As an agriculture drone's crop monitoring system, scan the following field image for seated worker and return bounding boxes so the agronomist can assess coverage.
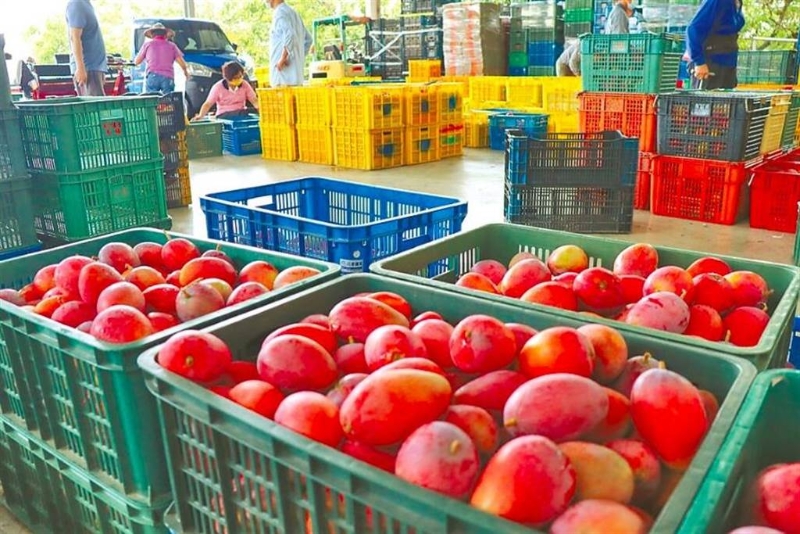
[686,0,745,89]
[135,23,189,94]
[557,3,631,77]
[192,61,259,120]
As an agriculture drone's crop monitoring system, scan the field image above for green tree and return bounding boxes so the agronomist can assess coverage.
[740,0,799,49]
[24,16,69,64]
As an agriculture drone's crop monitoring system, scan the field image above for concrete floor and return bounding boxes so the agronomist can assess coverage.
[0,147,795,534]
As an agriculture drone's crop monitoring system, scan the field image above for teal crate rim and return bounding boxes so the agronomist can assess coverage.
[0,228,340,366]
[16,95,160,110]
[370,223,800,369]
[137,273,757,534]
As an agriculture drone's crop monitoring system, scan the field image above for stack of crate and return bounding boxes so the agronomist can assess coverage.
[367,18,405,79]
[437,82,465,158]
[564,0,593,38]
[156,92,192,208]
[16,96,170,243]
[257,88,297,161]
[0,36,39,259]
[294,86,333,165]
[578,33,682,211]
[508,1,565,76]
[402,13,444,70]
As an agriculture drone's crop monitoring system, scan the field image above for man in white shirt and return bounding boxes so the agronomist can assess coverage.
[605,0,633,34]
[266,0,313,87]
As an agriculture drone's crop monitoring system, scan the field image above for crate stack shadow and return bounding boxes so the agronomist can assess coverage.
[156,92,192,208]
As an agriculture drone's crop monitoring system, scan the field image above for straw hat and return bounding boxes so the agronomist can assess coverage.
[144,23,175,39]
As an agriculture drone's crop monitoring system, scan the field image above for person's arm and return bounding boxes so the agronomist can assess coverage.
[173,43,188,77]
[569,44,582,76]
[303,24,313,56]
[273,11,294,70]
[686,0,720,68]
[244,81,258,109]
[66,3,89,84]
[193,84,219,120]
[134,41,148,67]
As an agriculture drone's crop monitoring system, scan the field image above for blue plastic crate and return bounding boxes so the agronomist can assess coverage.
[789,316,800,367]
[488,113,549,151]
[200,177,468,273]
[508,66,528,76]
[218,115,262,156]
[527,42,565,67]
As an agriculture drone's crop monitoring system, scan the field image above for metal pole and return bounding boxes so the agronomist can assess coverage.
[184,0,196,17]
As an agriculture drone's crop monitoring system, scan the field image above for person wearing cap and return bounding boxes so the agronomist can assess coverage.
[66,0,107,96]
[134,23,189,95]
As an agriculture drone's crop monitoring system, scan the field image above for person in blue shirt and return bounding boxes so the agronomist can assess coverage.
[65,0,107,96]
[686,0,745,89]
[266,0,312,87]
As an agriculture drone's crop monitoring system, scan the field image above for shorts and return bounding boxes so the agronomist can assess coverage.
[74,70,106,97]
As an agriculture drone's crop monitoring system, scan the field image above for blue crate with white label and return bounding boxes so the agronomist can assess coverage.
[218,115,262,156]
[489,113,549,151]
[527,41,565,67]
[200,176,468,273]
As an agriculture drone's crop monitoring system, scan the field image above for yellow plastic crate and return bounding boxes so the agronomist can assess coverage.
[333,128,404,170]
[293,86,332,126]
[257,88,296,124]
[541,77,582,113]
[465,120,489,148]
[437,82,464,124]
[405,85,440,125]
[760,92,792,155]
[469,77,508,104]
[439,76,470,98]
[297,126,333,165]
[405,125,440,165]
[439,123,464,158]
[547,111,581,133]
[737,83,800,91]
[505,78,544,108]
[164,165,192,208]
[255,66,269,87]
[260,125,298,161]
[408,59,442,79]
[333,86,405,129]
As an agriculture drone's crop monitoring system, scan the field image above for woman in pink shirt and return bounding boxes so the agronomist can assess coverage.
[134,23,188,94]
[192,62,259,120]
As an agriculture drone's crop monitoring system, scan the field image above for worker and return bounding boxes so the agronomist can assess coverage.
[266,0,313,87]
[18,58,39,99]
[605,0,633,34]
[192,61,259,121]
[686,0,745,89]
[65,0,108,96]
[134,23,189,95]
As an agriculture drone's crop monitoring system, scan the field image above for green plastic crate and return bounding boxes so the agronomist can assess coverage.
[581,33,683,93]
[680,369,800,532]
[0,228,339,504]
[0,109,26,181]
[0,177,38,256]
[737,50,797,85]
[781,90,800,149]
[527,65,556,76]
[137,274,755,534]
[564,7,594,22]
[31,158,170,242]
[186,120,223,159]
[370,223,800,370]
[16,96,161,174]
[509,51,529,68]
[0,416,170,534]
[564,22,593,38]
[565,0,594,9]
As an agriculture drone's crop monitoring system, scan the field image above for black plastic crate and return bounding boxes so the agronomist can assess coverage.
[504,182,634,234]
[656,92,772,162]
[401,0,450,13]
[505,130,638,188]
[159,132,188,171]
[154,92,186,139]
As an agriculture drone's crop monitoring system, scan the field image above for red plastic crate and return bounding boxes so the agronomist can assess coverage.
[636,151,655,210]
[578,92,657,152]
[750,157,800,232]
[652,155,751,225]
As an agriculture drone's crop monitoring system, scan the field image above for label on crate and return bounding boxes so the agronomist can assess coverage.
[690,103,712,118]
[340,258,364,274]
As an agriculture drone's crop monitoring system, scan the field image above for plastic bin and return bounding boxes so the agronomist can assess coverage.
[488,113,548,150]
[527,41,564,67]
[137,274,756,534]
[154,92,186,139]
[505,130,638,187]
[0,109,26,181]
[680,369,800,532]
[0,228,339,502]
[781,90,800,149]
[256,87,296,124]
[439,123,464,158]
[408,59,442,79]
[0,416,171,534]
[332,86,405,129]
[636,151,655,210]
[261,124,298,162]
[581,33,683,93]
[219,115,262,156]
[0,178,38,256]
[542,78,583,113]
[505,78,544,107]
[578,92,658,152]
[17,96,161,173]
[158,131,188,171]
[436,82,463,124]
[790,316,800,365]
[749,154,800,232]
[163,166,192,209]
[656,91,771,162]
[565,22,593,38]
[186,120,222,159]
[30,159,170,242]
[200,176,467,273]
[333,128,404,170]
[405,85,440,125]
[564,7,594,22]
[651,155,751,226]
[0,242,42,262]
[371,223,800,370]
[297,125,333,165]
[405,125,440,164]
[469,77,507,103]
[293,86,332,126]
[759,92,791,154]
[464,112,491,148]
[737,50,798,84]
